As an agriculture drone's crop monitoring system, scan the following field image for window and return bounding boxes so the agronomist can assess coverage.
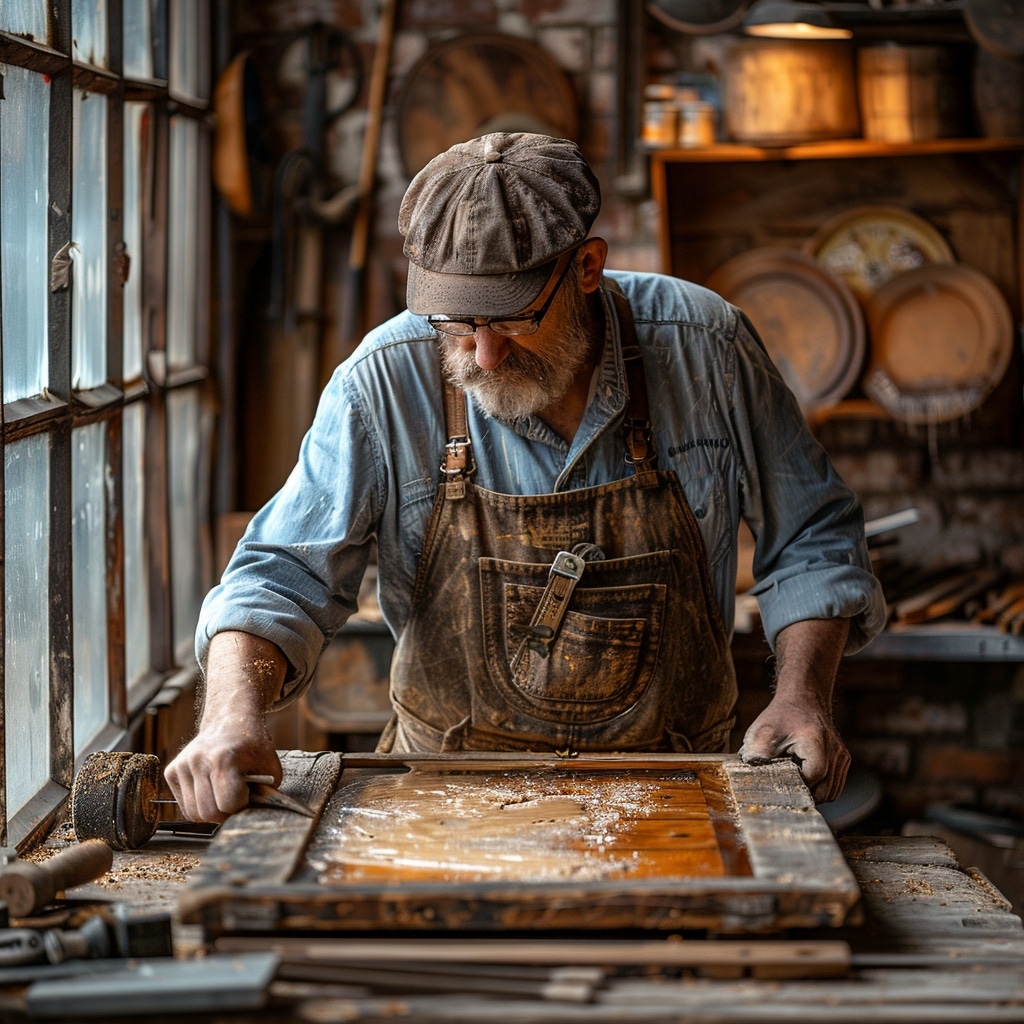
[0,3,212,847]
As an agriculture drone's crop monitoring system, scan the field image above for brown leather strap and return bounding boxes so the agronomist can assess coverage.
[441,379,474,499]
[611,291,658,486]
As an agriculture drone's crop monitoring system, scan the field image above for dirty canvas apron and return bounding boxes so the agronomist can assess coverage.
[381,295,736,754]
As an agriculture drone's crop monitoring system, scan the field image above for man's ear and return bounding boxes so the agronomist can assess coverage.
[577,237,609,293]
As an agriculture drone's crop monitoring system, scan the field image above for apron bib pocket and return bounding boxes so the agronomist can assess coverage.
[480,553,671,723]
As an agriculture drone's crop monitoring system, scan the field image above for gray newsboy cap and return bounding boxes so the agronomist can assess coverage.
[399,133,601,317]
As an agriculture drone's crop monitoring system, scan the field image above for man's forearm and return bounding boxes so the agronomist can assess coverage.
[200,630,288,726]
[772,616,850,708]
[739,616,852,802]
[166,631,288,822]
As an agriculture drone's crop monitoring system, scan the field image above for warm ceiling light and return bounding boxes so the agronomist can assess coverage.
[743,1,852,39]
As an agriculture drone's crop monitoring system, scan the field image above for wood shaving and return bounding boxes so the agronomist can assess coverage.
[904,879,935,896]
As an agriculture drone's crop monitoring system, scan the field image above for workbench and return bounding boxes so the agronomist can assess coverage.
[5,753,1024,1023]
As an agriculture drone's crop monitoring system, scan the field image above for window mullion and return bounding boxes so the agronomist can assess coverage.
[106,415,127,730]
[48,68,73,403]
[49,421,73,797]
[105,33,127,725]
[47,54,74,808]
[145,104,174,674]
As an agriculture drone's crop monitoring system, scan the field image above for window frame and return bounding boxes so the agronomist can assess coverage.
[0,0,212,848]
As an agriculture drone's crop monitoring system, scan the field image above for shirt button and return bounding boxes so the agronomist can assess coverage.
[693,507,707,519]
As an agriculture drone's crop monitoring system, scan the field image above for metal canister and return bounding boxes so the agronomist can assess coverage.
[678,101,715,148]
[642,100,678,148]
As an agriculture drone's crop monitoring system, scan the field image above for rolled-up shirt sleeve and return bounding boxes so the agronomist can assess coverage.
[195,366,384,705]
[728,310,886,655]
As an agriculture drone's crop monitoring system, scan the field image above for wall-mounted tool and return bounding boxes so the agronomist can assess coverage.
[71,751,314,852]
[0,840,113,918]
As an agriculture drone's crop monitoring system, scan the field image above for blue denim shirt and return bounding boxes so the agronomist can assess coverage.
[198,271,886,705]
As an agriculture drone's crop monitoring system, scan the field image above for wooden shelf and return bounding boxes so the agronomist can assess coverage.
[649,136,1024,164]
[732,621,1024,663]
[651,139,1024,314]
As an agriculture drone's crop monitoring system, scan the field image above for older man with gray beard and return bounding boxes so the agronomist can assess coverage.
[167,133,885,824]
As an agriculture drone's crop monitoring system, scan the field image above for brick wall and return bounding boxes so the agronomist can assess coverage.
[732,643,1024,831]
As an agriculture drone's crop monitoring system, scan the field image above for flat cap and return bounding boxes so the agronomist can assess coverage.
[399,132,601,317]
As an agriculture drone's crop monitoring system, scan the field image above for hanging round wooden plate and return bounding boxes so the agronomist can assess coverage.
[804,205,955,306]
[706,248,866,411]
[647,0,754,34]
[862,262,1013,424]
[964,0,1024,60]
[394,32,579,180]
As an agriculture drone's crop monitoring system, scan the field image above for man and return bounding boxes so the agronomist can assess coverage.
[167,133,885,823]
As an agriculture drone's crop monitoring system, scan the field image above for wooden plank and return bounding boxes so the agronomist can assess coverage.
[215,936,852,978]
[265,987,1024,1023]
[177,753,860,936]
[177,750,341,925]
[727,760,861,916]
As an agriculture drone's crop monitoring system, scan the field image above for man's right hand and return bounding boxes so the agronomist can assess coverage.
[165,720,281,823]
[164,631,288,823]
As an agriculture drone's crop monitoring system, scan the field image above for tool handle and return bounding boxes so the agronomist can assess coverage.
[0,839,113,917]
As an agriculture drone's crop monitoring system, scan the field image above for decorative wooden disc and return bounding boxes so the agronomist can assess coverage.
[804,205,955,306]
[965,0,1024,60]
[862,262,1014,424]
[706,247,866,411]
[394,32,579,179]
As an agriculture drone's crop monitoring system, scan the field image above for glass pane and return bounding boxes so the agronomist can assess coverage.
[123,0,154,80]
[1,65,50,403]
[167,115,199,369]
[169,0,206,103]
[168,387,203,655]
[123,103,149,382]
[72,89,109,391]
[5,435,51,815]
[72,423,109,752]
[72,0,108,68]
[123,401,151,690]
[0,1,47,42]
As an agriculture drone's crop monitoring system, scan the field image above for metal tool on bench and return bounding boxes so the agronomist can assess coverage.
[44,904,173,964]
[0,840,114,918]
[0,905,174,971]
[71,751,314,852]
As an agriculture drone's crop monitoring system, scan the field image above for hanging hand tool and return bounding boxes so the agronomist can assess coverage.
[253,24,364,503]
[341,0,398,351]
[71,752,315,852]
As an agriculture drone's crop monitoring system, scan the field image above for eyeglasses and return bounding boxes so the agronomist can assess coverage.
[427,248,577,337]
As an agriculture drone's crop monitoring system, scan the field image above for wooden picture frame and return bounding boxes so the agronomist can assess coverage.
[178,752,860,937]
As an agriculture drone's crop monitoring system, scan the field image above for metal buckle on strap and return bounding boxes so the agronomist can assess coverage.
[623,417,658,488]
[623,417,655,467]
[441,436,475,499]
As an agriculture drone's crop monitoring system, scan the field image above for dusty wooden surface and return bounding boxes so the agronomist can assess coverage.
[174,752,860,935]
[4,755,1023,1022]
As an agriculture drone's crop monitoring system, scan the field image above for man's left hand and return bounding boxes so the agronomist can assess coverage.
[737,616,852,804]
[738,695,850,803]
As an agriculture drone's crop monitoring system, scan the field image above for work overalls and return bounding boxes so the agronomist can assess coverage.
[379,293,737,755]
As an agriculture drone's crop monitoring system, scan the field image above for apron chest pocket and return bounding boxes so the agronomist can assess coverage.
[479,553,672,723]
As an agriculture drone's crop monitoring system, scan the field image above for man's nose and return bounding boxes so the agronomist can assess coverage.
[465,326,511,370]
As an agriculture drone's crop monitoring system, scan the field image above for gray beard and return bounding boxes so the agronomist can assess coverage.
[437,296,594,422]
